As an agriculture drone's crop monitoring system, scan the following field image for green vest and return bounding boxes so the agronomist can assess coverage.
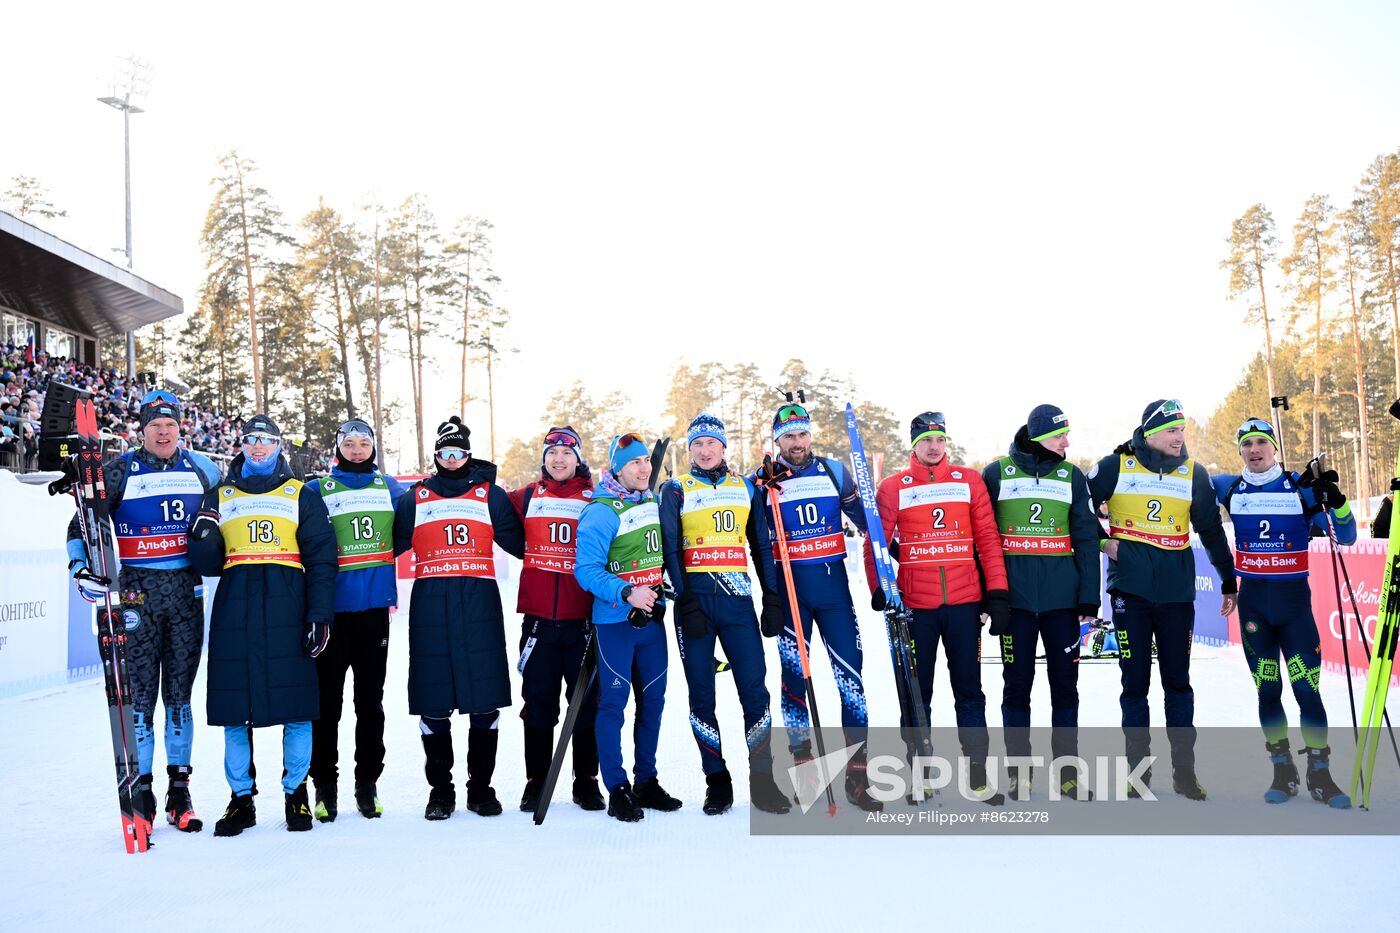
[320,475,395,570]
[604,498,664,587]
[992,457,1074,556]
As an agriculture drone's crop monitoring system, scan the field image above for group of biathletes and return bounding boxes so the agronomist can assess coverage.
[64,389,1362,838]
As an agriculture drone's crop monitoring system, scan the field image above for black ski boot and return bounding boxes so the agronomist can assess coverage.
[425,786,456,821]
[135,773,157,829]
[572,776,607,811]
[702,769,734,815]
[608,783,644,822]
[1126,767,1152,799]
[750,769,792,814]
[1172,766,1207,801]
[213,792,256,837]
[354,781,382,818]
[968,760,1006,806]
[466,726,503,816]
[634,776,683,811]
[1264,740,1300,804]
[1007,765,1033,802]
[314,782,337,823]
[285,782,313,832]
[1057,765,1094,802]
[1304,747,1352,809]
[165,765,203,832]
[845,752,884,812]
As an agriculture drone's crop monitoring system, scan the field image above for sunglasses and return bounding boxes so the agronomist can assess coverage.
[436,447,469,462]
[776,404,809,422]
[544,430,581,448]
[240,433,279,446]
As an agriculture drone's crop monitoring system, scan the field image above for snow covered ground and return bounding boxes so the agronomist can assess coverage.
[3,553,1394,933]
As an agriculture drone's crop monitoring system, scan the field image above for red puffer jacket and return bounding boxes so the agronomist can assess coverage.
[508,473,594,621]
[863,453,1008,609]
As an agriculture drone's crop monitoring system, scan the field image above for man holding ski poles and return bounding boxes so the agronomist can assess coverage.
[508,426,606,814]
[864,411,1009,805]
[660,413,791,815]
[65,389,222,833]
[1089,399,1236,801]
[982,404,1100,800]
[755,401,880,811]
[1212,417,1352,808]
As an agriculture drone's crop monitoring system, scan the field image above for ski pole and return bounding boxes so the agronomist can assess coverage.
[1270,395,1291,466]
[763,472,837,816]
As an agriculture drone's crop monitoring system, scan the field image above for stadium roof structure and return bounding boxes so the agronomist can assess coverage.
[0,210,183,338]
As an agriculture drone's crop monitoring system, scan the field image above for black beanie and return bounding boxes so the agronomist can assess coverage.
[434,416,470,453]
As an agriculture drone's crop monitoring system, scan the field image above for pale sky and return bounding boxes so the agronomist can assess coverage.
[4,1,1398,467]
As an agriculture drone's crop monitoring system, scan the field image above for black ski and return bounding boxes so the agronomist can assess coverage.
[534,627,597,825]
[50,398,151,853]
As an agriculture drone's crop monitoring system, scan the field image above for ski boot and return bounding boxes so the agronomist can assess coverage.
[314,782,337,823]
[165,765,203,832]
[134,773,158,830]
[967,760,1006,806]
[608,783,644,822]
[1304,747,1351,809]
[572,776,607,811]
[1172,766,1207,801]
[845,753,884,812]
[1007,765,1033,802]
[285,782,313,832]
[424,786,456,821]
[1263,740,1300,804]
[790,746,823,809]
[1057,765,1093,802]
[702,769,734,816]
[634,776,683,811]
[749,770,792,815]
[355,781,382,818]
[1126,767,1152,799]
[213,793,256,837]
[519,779,542,813]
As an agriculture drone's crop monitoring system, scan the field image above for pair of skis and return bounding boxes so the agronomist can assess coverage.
[49,398,151,853]
[534,437,672,824]
[1351,400,1400,809]
[845,404,935,766]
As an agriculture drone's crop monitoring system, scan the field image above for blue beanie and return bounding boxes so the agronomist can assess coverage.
[687,412,727,448]
[1141,399,1186,437]
[1027,404,1069,442]
[772,403,811,441]
[609,433,651,474]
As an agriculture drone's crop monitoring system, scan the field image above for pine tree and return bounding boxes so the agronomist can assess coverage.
[1357,150,1400,393]
[1222,204,1281,401]
[3,175,67,219]
[1281,194,1338,454]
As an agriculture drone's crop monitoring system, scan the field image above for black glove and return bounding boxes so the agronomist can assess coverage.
[651,597,667,624]
[1299,463,1346,510]
[190,509,221,542]
[678,590,707,638]
[304,620,331,658]
[870,588,887,612]
[1374,498,1392,540]
[760,589,784,638]
[982,589,1011,637]
[888,539,901,562]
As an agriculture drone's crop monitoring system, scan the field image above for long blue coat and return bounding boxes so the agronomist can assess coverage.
[190,455,338,727]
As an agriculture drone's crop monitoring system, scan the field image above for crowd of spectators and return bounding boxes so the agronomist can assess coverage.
[1,342,329,473]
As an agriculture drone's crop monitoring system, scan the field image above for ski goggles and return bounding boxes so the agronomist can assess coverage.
[544,429,582,449]
[240,433,280,447]
[1236,417,1278,448]
[617,432,646,447]
[436,447,469,462]
[140,389,179,407]
[1142,399,1186,436]
[911,411,948,445]
[337,418,374,440]
[773,404,812,440]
